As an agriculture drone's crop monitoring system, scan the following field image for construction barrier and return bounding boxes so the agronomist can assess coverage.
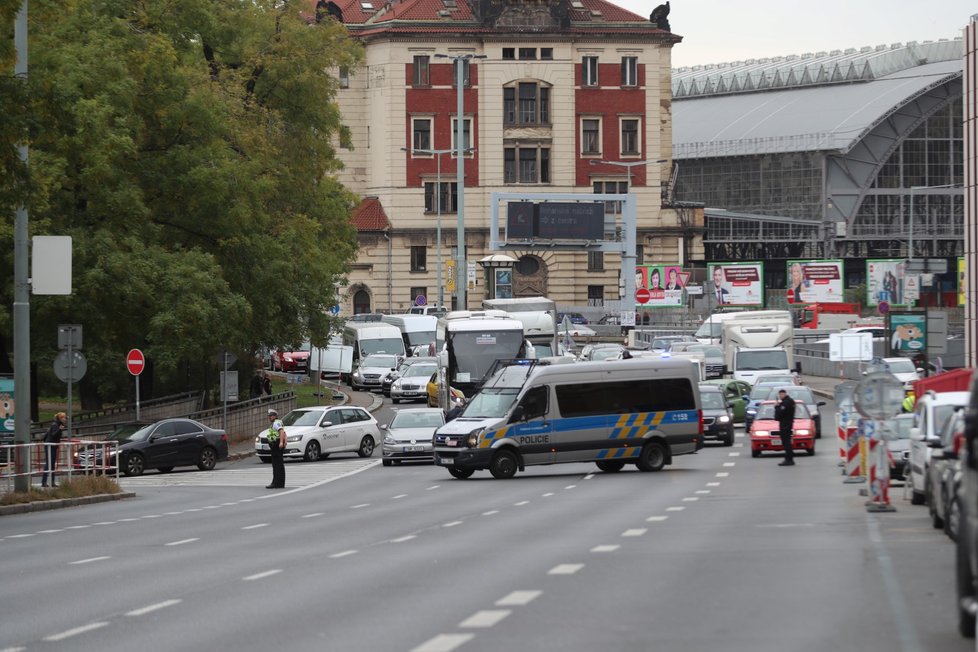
[844,419,867,483]
[866,421,896,512]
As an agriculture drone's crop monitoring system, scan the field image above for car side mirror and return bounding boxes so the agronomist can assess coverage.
[380,424,388,431]
[910,426,923,441]
[817,401,826,407]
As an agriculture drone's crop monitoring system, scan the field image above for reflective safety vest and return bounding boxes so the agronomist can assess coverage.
[268,423,281,441]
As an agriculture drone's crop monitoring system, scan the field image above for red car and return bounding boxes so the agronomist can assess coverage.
[749,400,816,458]
[272,343,310,373]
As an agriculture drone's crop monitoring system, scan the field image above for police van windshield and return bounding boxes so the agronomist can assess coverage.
[462,388,520,419]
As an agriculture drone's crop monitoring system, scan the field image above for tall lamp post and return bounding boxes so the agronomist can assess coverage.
[435,52,486,310]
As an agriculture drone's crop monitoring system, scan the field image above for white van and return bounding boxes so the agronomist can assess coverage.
[433,358,703,479]
[381,314,437,354]
[908,390,971,505]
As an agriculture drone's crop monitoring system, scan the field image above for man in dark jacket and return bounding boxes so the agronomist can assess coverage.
[774,389,796,466]
[42,412,67,487]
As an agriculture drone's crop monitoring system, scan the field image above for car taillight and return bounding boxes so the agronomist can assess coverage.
[953,432,965,457]
[220,434,228,442]
[697,409,704,435]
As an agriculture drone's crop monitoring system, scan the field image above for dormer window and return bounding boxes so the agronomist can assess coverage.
[360,0,373,9]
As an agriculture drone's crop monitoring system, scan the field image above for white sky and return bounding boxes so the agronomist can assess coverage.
[612,0,975,68]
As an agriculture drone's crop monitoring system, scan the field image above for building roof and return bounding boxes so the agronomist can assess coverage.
[672,40,963,158]
[350,197,390,231]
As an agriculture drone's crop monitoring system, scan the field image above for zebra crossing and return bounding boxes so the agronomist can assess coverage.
[117,458,380,489]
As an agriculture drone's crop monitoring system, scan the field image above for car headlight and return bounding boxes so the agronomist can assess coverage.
[284,354,293,361]
[746,409,756,415]
[255,436,260,443]
[466,428,484,448]
[795,429,811,436]
[754,430,770,437]
[718,415,730,424]
[286,434,303,443]
[353,371,362,379]
[392,379,402,389]
[384,436,397,445]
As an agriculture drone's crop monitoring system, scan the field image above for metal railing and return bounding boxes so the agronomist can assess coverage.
[1,440,119,495]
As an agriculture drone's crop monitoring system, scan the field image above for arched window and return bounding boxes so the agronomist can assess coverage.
[353,289,371,314]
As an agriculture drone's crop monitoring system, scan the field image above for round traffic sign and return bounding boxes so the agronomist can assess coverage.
[415,295,427,306]
[878,301,890,315]
[635,288,651,304]
[126,348,146,376]
[853,371,904,420]
[54,350,87,383]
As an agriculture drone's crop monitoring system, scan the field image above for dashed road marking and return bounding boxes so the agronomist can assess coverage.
[393,494,408,499]
[695,490,711,494]
[482,510,499,516]
[411,633,474,652]
[426,485,440,491]
[7,534,34,539]
[69,556,110,565]
[302,513,324,519]
[243,569,282,581]
[242,523,268,530]
[565,485,577,490]
[728,452,741,457]
[37,529,63,534]
[707,482,721,487]
[392,535,417,543]
[622,529,646,537]
[646,515,668,522]
[330,550,358,558]
[722,462,736,467]
[716,472,730,477]
[548,563,585,575]
[542,492,554,497]
[592,544,620,552]
[496,590,542,606]
[165,538,199,547]
[125,599,181,616]
[514,500,529,506]
[682,497,699,502]
[666,506,685,512]
[350,503,369,509]
[65,525,90,530]
[459,610,511,628]
[43,622,109,642]
[443,521,463,528]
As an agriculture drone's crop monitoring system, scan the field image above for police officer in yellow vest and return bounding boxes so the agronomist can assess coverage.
[266,408,287,489]
[902,391,915,414]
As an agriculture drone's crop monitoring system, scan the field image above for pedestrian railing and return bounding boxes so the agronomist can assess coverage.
[0,440,120,494]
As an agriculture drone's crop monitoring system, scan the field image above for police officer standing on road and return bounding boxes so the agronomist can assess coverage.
[774,389,796,466]
[266,408,287,489]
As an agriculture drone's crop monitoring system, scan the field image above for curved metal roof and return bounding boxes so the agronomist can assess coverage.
[673,41,963,159]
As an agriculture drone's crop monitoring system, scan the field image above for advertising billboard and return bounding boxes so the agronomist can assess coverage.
[635,265,685,308]
[0,376,14,434]
[866,259,907,307]
[889,312,926,355]
[786,259,844,304]
[707,263,764,307]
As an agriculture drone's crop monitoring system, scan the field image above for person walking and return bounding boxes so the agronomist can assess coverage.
[262,372,273,397]
[41,412,67,487]
[250,370,264,399]
[265,408,286,489]
[774,389,796,466]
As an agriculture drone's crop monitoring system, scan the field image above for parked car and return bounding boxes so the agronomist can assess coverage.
[381,408,445,466]
[908,390,971,505]
[75,419,229,477]
[699,384,735,446]
[271,342,311,373]
[699,378,752,423]
[927,408,965,539]
[955,375,978,638]
[878,356,924,389]
[351,353,400,392]
[557,312,589,325]
[255,406,381,463]
[391,363,438,404]
[883,413,914,481]
[749,401,816,458]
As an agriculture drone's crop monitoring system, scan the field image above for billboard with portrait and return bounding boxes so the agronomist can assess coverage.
[635,265,685,308]
[707,263,764,307]
[0,376,14,434]
[866,259,907,307]
[888,312,926,356]
[785,260,844,304]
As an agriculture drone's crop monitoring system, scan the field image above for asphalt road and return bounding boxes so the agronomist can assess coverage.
[0,397,970,652]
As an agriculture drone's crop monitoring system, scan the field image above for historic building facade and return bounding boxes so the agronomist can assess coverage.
[320,0,701,314]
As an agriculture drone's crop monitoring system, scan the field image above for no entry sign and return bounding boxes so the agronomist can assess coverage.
[126,348,146,376]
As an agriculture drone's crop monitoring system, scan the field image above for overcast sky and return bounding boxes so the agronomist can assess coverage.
[613,0,975,68]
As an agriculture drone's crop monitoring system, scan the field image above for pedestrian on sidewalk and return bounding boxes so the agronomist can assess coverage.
[265,408,286,489]
[774,389,796,466]
[262,371,273,397]
[250,370,264,399]
[41,412,67,487]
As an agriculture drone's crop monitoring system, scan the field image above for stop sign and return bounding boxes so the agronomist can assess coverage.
[636,288,651,304]
[126,348,146,376]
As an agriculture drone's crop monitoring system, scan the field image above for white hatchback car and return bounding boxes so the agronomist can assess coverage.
[909,391,970,505]
[256,406,382,463]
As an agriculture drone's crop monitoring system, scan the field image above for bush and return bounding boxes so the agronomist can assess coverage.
[0,475,123,506]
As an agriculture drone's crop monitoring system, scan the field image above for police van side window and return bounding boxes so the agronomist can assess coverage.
[556,379,694,417]
[518,386,548,421]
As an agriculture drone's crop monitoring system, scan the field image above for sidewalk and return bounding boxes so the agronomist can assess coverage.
[227,384,385,460]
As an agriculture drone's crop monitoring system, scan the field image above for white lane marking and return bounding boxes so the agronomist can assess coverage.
[350,503,369,509]
[37,529,63,534]
[242,523,268,530]
[202,506,220,510]
[125,599,181,617]
[514,501,529,506]
[43,622,109,642]
[548,563,584,575]
[162,512,183,516]
[459,610,511,628]
[392,494,408,499]
[411,633,474,652]
[392,535,417,543]
[443,521,463,528]
[93,521,117,525]
[682,497,699,502]
[706,482,721,487]
[1,646,26,651]
[118,517,140,522]
[243,569,282,581]
[728,452,741,457]
[722,462,736,467]
[734,442,744,448]
[584,473,595,480]
[220,502,236,506]
[165,538,199,547]
[542,492,554,497]
[565,484,577,490]
[143,514,164,518]
[695,490,711,494]
[591,544,620,552]
[482,510,499,516]
[184,509,202,513]
[240,499,256,503]
[330,550,358,558]
[8,534,35,539]
[646,516,668,522]
[302,513,324,519]
[65,525,90,530]
[69,556,110,565]
[716,472,730,477]
[426,485,440,491]
[622,529,646,537]
[756,523,815,529]
[496,590,542,606]
[666,506,685,512]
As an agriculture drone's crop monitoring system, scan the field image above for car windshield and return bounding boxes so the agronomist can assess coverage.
[361,339,404,356]
[404,364,437,378]
[362,354,397,369]
[758,375,793,385]
[391,411,444,429]
[749,386,777,400]
[694,321,721,338]
[756,403,810,420]
[888,417,914,439]
[784,388,815,404]
[591,348,623,361]
[934,405,961,430]
[700,392,727,409]
[461,388,520,419]
[688,345,722,358]
[736,350,789,371]
[886,359,916,373]
[282,410,325,427]
[107,423,150,442]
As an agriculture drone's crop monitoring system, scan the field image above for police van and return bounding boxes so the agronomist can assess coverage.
[432,358,703,479]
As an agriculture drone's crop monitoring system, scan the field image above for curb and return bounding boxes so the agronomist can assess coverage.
[0,491,136,517]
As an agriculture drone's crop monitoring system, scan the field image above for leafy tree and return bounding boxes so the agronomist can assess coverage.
[0,0,362,408]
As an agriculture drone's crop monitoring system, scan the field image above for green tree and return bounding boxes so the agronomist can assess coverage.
[1,0,362,407]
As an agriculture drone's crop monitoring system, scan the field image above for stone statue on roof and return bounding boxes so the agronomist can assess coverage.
[650,1,670,31]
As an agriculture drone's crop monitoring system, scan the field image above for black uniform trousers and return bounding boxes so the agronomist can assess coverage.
[778,420,794,463]
[269,441,286,488]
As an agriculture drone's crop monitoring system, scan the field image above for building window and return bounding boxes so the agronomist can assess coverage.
[582,56,599,86]
[621,56,637,87]
[451,59,471,87]
[587,251,604,271]
[451,117,472,152]
[504,145,551,184]
[582,118,600,155]
[621,118,640,155]
[636,244,644,265]
[504,83,550,126]
[594,180,629,213]
[587,285,605,307]
[424,182,458,212]
[339,66,349,89]
[541,48,553,60]
[515,255,540,275]
[411,247,427,272]
[519,48,536,60]
[413,55,430,87]
[412,118,432,151]
[410,287,428,304]
[502,47,515,60]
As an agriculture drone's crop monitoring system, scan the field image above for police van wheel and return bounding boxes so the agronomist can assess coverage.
[448,468,474,479]
[595,460,625,473]
[489,450,519,479]
[636,442,666,472]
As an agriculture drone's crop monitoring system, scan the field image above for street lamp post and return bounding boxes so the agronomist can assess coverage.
[435,52,486,310]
